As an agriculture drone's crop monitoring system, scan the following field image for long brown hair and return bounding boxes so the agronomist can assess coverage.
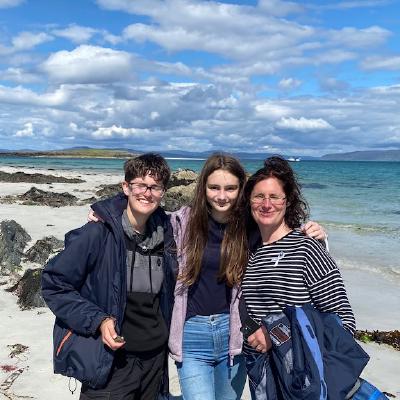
[180,153,248,287]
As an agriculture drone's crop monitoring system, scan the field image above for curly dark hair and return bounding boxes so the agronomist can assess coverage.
[244,155,309,229]
[124,153,170,187]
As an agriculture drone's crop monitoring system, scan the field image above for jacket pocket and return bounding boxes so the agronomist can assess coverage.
[56,329,73,356]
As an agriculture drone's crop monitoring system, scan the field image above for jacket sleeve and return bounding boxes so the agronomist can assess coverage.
[41,222,110,336]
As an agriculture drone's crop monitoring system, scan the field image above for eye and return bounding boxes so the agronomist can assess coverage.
[269,195,280,200]
[254,193,264,199]
[225,186,238,192]
[208,185,220,190]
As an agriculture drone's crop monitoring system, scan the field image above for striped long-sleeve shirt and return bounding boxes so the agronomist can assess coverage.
[242,229,355,353]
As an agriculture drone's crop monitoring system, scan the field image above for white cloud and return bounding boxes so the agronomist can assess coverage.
[258,0,304,16]
[1,67,41,83]
[14,122,34,137]
[0,0,24,8]
[361,56,400,71]
[327,26,391,48]
[41,45,134,83]
[92,125,149,138]
[12,31,53,51]
[0,85,70,107]
[278,77,302,90]
[276,117,334,132]
[52,25,97,44]
[312,1,391,10]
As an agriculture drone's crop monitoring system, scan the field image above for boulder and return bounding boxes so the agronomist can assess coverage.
[19,187,78,207]
[24,236,64,265]
[95,184,122,200]
[0,220,31,274]
[0,171,84,184]
[168,169,198,188]
[163,182,196,212]
[11,268,45,309]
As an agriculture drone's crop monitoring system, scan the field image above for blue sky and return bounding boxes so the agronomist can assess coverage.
[0,0,399,156]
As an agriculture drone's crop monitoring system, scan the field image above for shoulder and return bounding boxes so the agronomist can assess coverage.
[64,221,110,248]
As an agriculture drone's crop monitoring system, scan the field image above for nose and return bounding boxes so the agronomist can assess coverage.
[260,198,273,207]
[143,186,152,196]
[216,189,228,200]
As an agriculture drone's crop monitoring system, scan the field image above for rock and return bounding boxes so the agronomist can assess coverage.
[355,329,400,351]
[12,268,46,309]
[0,170,84,184]
[0,220,31,274]
[163,182,196,211]
[168,169,198,188]
[19,187,78,207]
[95,184,122,200]
[24,236,64,265]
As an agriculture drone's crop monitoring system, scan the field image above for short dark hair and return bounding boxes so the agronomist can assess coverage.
[244,155,309,229]
[124,153,171,187]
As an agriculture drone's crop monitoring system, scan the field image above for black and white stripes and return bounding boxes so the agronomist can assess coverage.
[242,230,355,335]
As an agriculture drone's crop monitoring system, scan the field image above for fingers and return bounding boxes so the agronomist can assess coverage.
[247,327,268,353]
[100,318,125,351]
[302,221,326,240]
[87,209,103,223]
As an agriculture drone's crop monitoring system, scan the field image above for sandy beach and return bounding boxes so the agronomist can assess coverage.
[0,166,399,399]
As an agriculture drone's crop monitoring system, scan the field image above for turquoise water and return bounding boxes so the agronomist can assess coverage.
[1,156,399,281]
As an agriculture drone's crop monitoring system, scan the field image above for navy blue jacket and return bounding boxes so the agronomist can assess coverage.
[247,305,370,400]
[41,193,177,392]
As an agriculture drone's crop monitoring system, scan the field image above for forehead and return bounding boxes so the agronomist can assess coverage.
[206,169,240,186]
[131,172,162,185]
[252,177,284,193]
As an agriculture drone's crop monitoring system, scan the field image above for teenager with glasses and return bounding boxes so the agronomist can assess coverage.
[87,153,326,400]
[42,153,177,400]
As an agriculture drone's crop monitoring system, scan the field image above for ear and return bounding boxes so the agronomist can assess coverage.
[122,181,130,196]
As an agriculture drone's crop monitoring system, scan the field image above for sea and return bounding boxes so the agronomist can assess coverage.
[1,155,399,284]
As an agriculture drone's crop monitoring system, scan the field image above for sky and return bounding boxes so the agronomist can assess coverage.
[0,0,400,156]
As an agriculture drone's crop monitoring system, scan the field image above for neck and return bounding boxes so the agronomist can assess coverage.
[127,206,148,234]
[259,221,291,244]
[211,209,230,224]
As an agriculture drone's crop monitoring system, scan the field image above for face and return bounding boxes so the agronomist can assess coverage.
[250,177,288,230]
[122,173,164,219]
[206,169,240,221]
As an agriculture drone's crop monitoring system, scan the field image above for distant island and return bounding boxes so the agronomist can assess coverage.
[0,148,139,159]
[321,150,400,161]
[0,148,399,161]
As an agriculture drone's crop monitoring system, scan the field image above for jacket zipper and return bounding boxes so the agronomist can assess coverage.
[56,330,73,356]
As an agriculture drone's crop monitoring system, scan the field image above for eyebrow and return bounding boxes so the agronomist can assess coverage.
[207,184,239,188]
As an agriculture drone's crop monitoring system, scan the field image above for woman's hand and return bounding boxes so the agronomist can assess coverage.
[99,318,125,351]
[88,209,103,223]
[301,221,327,241]
[247,326,272,353]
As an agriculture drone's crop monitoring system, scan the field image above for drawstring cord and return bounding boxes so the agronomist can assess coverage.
[68,377,77,394]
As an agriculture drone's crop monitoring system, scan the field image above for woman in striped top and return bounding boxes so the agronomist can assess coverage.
[240,156,355,371]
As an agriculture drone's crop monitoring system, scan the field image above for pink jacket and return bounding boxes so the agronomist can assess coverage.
[168,206,244,363]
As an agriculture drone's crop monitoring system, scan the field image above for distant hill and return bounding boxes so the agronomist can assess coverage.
[0,148,139,158]
[321,150,400,161]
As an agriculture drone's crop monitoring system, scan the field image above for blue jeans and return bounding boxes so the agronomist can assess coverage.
[176,314,246,400]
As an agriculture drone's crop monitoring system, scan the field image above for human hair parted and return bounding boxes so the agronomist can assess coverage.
[244,155,309,229]
[180,153,248,287]
[124,153,170,187]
